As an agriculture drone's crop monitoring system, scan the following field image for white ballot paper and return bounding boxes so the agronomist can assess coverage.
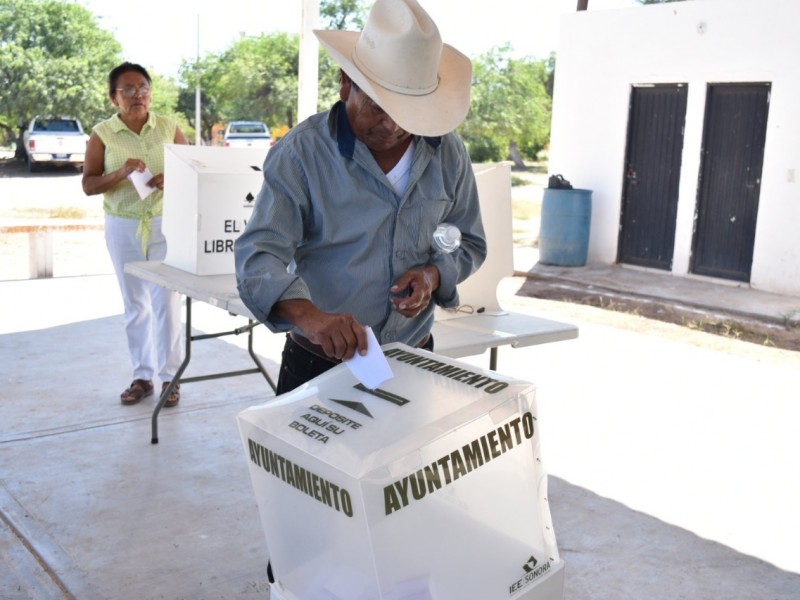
[128,168,157,200]
[344,326,394,389]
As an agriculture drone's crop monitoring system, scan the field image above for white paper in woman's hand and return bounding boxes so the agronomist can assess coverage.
[128,168,156,199]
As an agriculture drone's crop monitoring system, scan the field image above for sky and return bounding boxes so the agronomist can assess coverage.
[76,0,641,78]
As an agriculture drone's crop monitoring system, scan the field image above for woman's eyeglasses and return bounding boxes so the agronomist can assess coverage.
[116,86,151,98]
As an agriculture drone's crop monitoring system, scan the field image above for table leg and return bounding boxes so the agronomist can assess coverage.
[151,297,194,444]
[150,299,277,444]
[247,319,276,391]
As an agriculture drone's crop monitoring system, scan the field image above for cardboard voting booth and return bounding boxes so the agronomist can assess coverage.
[162,145,267,275]
[237,344,565,600]
[437,162,515,320]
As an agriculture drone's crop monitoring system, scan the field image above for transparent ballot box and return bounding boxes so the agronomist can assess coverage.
[237,343,565,599]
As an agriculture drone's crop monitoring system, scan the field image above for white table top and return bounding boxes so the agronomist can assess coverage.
[431,310,578,358]
[124,261,578,359]
[125,261,253,319]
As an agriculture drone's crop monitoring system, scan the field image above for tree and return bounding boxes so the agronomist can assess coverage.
[0,0,122,157]
[149,73,193,143]
[180,32,302,139]
[317,0,369,110]
[458,46,553,165]
[317,50,343,112]
[176,1,365,140]
[320,0,368,30]
[178,54,223,143]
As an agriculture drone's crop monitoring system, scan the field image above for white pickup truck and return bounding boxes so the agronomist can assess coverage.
[23,116,89,172]
[223,121,273,149]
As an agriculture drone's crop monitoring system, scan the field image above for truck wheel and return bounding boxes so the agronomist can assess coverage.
[27,159,38,173]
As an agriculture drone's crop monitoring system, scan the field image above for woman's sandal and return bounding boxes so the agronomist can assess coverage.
[120,379,154,405]
[162,382,180,407]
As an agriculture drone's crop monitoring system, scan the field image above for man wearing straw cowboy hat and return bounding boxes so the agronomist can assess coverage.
[235,0,487,395]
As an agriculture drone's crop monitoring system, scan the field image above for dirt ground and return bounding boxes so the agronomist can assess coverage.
[2,156,798,352]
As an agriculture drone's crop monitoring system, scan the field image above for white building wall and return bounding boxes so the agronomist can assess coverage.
[549,0,800,296]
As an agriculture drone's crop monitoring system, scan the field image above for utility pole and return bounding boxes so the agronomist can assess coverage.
[195,14,202,145]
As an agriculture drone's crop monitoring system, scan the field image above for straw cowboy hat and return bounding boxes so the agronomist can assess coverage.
[314,0,472,137]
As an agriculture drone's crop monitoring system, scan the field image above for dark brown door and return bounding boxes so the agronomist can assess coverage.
[691,83,770,282]
[618,84,687,270]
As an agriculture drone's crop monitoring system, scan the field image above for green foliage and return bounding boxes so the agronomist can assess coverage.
[171,0,365,141]
[316,0,368,111]
[181,32,302,139]
[149,74,193,141]
[0,0,122,148]
[1,0,557,159]
[320,0,368,30]
[177,59,220,142]
[149,74,181,119]
[458,46,553,163]
[182,35,554,162]
[464,136,505,164]
[178,29,348,142]
[317,50,343,111]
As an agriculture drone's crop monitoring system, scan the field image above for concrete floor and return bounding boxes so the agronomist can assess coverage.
[2,269,799,599]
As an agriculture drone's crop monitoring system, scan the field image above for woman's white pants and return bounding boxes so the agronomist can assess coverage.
[104,215,182,383]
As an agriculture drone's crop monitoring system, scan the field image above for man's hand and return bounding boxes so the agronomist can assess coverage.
[273,299,368,360]
[390,265,440,318]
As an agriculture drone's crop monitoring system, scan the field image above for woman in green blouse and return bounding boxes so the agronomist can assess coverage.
[83,62,188,407]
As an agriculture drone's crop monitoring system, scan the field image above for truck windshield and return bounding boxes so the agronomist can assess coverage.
[34,119,80,133]
[230,123,267,134]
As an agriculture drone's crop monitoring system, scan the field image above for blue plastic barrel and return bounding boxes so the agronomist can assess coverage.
[538,188,592,266]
